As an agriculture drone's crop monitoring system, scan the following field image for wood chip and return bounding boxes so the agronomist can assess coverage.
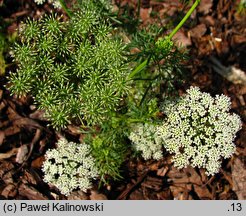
[129,189,144,200]
[231,157,246,199]
[1,184,17,198]
[16,145,29,164]
[67,125,82,135]
[157,166,169,177]
[22,170,38,185]
[0,161,14,178]
[0,101,6,111]
[193,185,213,199]
[31,156,45,169]
[209,56,246,86]
[67,190,88,200]
[0,148,18,160]
[0,130,5,146]
[18,183,48,200]
[142,176,162,191]
[90,190,108,200]
[0,89,3,99]
[3,125,21,136]
[2,171,14,184]
[29,109,47,121]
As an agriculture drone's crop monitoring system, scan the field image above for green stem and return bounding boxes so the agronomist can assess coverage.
[129,0,200,80]
[58,0,72,18]
[168,0,200,40]
[128,55,151,80]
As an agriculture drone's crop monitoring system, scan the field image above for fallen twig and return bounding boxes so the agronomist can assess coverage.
[209,56,246,85]
[116,170,149,200]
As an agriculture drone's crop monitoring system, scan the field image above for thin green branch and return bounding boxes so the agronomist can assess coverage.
[168,0,200,40]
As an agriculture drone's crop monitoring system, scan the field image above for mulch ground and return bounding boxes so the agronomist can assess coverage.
[0,0,245,200]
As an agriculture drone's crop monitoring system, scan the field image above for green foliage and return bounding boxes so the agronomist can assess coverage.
[87,119,129,183]
[238,0,246,14]
[127,24,187,121]
[0,33,6,75]
[8,5,130,129]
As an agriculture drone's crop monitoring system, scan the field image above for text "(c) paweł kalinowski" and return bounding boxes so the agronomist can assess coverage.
[20,203,104,212]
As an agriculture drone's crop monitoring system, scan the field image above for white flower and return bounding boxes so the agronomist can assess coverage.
[34,0,46,5]
[34,0,62,9]
[159,86,242,175]
[48,0,62,9]
[42,138,98,196]
[129,123,163,160]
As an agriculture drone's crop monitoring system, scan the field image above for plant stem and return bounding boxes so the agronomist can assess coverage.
[168,0,200,40]
[129,0,200,80]
[128,55,151,80]
[58,0,72,18]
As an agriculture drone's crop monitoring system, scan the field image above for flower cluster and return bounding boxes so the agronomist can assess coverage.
[157,86,242,175]
[34,0,61,9]
[129,123,163,160]
[42,138,98,196]
[8,3,129,128]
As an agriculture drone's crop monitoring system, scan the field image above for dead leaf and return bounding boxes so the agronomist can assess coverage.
[173,31,192,47]
[189,24,207,38]
[167,166,212,199]
[203,15,215,26]
[198,0,213,14]
[140,8,152,23]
